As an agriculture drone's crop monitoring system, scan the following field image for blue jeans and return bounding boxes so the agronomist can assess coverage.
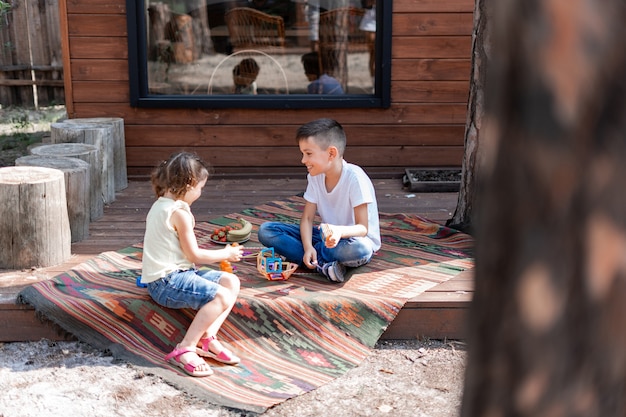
[147,268,223,310]
[257,222,373,267]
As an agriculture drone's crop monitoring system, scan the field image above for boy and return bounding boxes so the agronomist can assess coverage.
[301,52,344,95]
[257,118,380,282]
[232,58,259,95]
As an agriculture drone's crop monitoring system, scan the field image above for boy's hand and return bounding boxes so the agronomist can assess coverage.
[303,247,318,269]
[320,223,340,248]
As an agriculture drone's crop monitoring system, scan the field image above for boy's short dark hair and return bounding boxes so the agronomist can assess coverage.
[301,52,321,76]
[296,118,346,155]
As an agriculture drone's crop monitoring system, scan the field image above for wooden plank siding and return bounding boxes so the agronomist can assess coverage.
[61,0,475,177]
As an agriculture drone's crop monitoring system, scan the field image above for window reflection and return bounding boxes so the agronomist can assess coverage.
[145,0,377,96]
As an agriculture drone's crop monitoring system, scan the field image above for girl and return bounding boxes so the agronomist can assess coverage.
[140,152,243,377]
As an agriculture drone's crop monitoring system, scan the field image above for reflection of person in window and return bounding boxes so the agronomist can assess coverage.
[301,52,343,95]
[306,2,320,52]
[232,58,260,95]
[359,0,376,85]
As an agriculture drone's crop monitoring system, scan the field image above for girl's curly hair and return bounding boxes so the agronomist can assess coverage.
[150,152,211,198]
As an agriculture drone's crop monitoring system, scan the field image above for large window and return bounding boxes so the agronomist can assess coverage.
[127,0,391,108]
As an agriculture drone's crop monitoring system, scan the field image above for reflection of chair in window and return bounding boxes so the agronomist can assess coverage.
[224,7,285,53]
[348,7,369,52]
[207,50,289,95]
[318,8,352,92]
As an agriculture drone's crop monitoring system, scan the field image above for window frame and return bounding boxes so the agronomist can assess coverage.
[126,0,392,109]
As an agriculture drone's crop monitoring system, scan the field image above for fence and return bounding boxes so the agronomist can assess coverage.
[0,0,64,108]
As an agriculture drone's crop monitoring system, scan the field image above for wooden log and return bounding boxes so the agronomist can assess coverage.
[15,155,91,243]
[170,14,194,63]
[30,143,103,221]
[148,2,172,61]
[50,121,116,204]
[60,117,128,192]
[0,167,71,269]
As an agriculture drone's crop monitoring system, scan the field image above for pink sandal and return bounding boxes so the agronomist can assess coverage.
[165,345,213,377]
[196,335,240,365]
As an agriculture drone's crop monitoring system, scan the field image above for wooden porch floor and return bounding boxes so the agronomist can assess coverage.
[0,176,472,342]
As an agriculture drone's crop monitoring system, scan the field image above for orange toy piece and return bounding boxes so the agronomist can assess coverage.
[320,223,333,245]
[219,260,233,273]
[219,242,239,273]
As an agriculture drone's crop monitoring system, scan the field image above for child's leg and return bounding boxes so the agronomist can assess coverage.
[200,271,239,338]
[194,270,240,364]
[258,222,315,264]
[316,236,374,268]
[148,271,238,342]
[183,285,234,346]
[149,269,229,373]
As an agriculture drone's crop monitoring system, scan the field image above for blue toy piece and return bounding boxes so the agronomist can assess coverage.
[136,276,148,288]
[259,247,283,273]
[256,247,298,281]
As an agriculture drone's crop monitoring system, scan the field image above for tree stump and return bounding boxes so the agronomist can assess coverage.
[50,121,116,204]
[0,166,71,269]
[30,143,103,221]
[58,117,128,192]
[15,155,91,243]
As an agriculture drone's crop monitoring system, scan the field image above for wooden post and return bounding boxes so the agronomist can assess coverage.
[58,118,128,192]
[171,13,194,63]
[50,121,116,204]
[30,143,103,221]
[0,166,71,269]
[15,155,91,243]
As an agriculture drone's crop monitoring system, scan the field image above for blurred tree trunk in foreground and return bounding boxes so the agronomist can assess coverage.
[461,0,626,416]
[447,0,488,234]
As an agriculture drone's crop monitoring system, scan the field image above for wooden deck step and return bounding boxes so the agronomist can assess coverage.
[0,177,471,342]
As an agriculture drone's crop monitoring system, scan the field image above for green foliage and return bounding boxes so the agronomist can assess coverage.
[0,111,37,150]
[0,132,43,151]
[2,109,35,145]
[11,112,31,131]
[0,0,10,15]
[0,0,10,31]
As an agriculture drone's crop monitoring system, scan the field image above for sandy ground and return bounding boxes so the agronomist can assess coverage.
[0,338,466,417]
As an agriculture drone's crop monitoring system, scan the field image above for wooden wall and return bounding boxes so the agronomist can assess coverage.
[61,0,474,178]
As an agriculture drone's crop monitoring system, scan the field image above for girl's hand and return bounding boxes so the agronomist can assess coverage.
[226,243,243,262]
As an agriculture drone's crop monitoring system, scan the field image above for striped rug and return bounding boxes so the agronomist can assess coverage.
[18,196,473,413]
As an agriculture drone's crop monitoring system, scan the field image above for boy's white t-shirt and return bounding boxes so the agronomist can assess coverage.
[303,160,381,251]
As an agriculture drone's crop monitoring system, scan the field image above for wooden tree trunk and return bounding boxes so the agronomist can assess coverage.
[148,2,172,61]
[171,13,194,64]
[30,143,103,221]
[447,0,489,234]
[60,117,128,192]
[0,166,71,269]
[186,0,213,58]
[15,155,91,243]
[50,121,116,204]
[462,1,626,416]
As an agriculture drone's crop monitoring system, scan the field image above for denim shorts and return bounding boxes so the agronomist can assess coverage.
[147,268,223,310]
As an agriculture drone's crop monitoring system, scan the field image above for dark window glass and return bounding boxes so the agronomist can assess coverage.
[127,0,390,108]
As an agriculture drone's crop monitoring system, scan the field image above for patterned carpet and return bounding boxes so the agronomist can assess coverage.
[18,196,473,413]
